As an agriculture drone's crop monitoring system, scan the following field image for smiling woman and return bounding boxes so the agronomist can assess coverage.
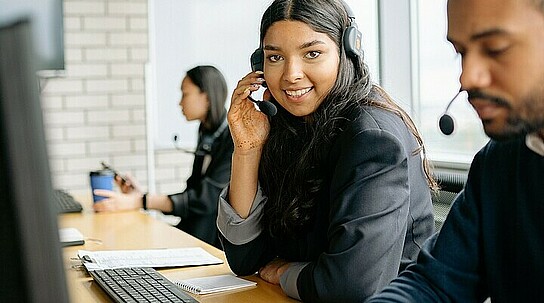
[216,0,437,302]
[262,20,340,117]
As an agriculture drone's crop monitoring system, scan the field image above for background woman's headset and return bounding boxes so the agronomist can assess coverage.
[172,119,228,156]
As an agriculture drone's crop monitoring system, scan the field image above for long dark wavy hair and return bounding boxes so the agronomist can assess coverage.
[185,65,228,130]
[258,0,437,238]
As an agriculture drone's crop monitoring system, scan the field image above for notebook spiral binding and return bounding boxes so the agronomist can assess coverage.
[174,281,201,294]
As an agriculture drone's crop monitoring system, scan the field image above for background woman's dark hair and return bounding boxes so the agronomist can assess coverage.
[186,65,228,130]
[258,0,436,238]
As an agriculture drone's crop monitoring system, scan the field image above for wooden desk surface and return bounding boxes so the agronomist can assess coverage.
[59,199,297,303]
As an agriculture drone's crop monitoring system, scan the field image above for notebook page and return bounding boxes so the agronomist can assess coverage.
[78,247,223,271]
[173,274,257,295]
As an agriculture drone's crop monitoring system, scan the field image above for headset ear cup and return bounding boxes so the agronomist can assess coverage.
[250,48,267,87]
[250,49,264,72]
[343,26,363,58]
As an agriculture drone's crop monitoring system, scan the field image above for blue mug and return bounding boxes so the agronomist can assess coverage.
[89,170,114,203]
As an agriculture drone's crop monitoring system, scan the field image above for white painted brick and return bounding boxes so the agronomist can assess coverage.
[131,109,146,122]
[43,111,85,126]
[64,17,82,31]
[66,126,110,140]
[84,16,127,31]
[44,0,153,193]
[111,93,145,107]
[40,78,84,94]
[65,94,109,109]
[65,32,107,46]
[108,2,147,15]
[86,79,129,93]
[52,173,89,190]
[44,127,65,141]
[112,124,146,138]
[65,156,108,172]
[64,48,83,62]
[48,142,86,157]
[64,1,106,15]
[66,63,108,77]
[129,78,145,91]
[128,17,147,30]
[111,154,147,168]
[85,48,128,62]
[48,158,65,173]
[87,109,131,123]
[111,63,144,77]
[129,48,148,61]
[109,32,148,46]
[133,139,147,152]
[88,140,132,154]
[40,95,63,109]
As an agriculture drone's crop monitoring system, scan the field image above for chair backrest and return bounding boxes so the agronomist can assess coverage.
[431,171,468,231]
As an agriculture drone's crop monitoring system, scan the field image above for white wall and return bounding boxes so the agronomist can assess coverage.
[149,0,271,150]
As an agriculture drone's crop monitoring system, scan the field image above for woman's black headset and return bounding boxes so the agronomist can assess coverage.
[172,119,228,156]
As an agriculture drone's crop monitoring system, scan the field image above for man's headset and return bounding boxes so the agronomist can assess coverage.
[172,119,228,156]
[249,0,363,116]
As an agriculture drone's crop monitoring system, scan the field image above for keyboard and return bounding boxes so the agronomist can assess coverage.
[89,267,199,303]
[53,189,83,213]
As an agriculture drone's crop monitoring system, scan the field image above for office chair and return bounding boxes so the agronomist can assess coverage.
[432,171,467,231]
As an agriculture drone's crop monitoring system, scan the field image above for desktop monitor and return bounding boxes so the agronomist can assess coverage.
[0,0,64,74]
[0,19,69,302]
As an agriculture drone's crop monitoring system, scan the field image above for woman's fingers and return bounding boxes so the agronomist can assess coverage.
[93,189,116,198]
[228,71,271,152]
[231,72,266,105]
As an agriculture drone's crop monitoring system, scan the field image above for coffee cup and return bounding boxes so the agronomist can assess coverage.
[89,169,114,203]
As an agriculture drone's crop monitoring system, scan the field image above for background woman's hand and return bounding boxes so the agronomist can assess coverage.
[228,71,271,154]
[92,190,143,212]
[114,173,143,194]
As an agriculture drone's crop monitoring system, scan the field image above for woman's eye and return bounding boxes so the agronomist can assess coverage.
[305,51,321,59]
[268,54,282,62]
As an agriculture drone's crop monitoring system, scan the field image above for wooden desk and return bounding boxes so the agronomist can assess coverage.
[59,204,297,303]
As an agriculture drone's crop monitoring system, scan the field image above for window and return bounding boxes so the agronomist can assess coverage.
[380,0,488,166]
[414,0,488,164]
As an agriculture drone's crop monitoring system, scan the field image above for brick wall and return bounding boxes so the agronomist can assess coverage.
[41,0,193,196]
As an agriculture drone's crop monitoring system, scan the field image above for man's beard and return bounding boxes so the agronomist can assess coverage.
[469,90,544,141]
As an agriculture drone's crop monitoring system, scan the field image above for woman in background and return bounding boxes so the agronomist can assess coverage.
[94,65,233,248]
[216,0,436,301]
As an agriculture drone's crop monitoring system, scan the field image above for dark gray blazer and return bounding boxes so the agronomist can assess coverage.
[221,105,435,302]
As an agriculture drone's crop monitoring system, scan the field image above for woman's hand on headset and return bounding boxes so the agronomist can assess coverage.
[228,71,270,154]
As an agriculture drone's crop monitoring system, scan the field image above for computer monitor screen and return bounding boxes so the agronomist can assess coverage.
[0,0,64,73]
[0,19,69,302]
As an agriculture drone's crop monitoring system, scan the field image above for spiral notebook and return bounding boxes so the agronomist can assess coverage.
[173,274,256,295]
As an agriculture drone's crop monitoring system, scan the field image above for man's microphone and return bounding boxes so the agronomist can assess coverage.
[439,90,464,135]
[248,95,277,117]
